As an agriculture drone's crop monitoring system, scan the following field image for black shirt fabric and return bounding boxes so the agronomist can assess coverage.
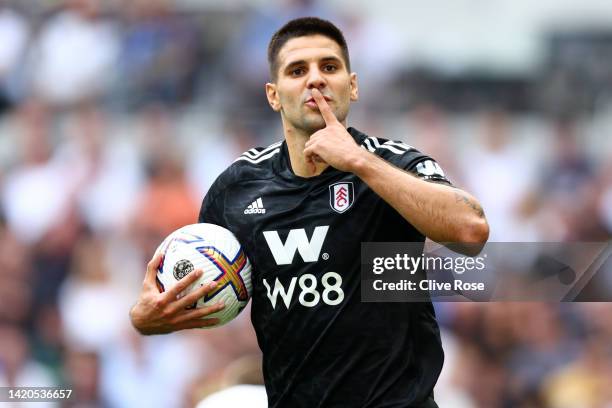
[199,127,450,408]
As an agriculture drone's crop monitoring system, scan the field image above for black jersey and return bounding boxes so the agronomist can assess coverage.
[199,127,450,408]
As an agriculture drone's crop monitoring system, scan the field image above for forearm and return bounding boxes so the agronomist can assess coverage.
[352,151,489,249]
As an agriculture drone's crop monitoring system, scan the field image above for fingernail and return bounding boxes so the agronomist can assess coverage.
[218,301,225,308]
[194,270,203,277]
[208,281,217,289]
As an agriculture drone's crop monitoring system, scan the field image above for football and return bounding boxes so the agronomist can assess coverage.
[155,223,252,328]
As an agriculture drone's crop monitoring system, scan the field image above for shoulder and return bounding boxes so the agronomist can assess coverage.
[361,134,418,156]
[353,130,450,184]
[201,140,283,215]
[358,133,426,168]
[209,140,283,193]
[233,141,283,166]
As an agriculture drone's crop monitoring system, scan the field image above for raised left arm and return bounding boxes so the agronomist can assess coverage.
[351,152,489,255]
[304,89,489,255]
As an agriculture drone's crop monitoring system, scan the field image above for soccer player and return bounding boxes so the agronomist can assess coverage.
[130,17,489,407]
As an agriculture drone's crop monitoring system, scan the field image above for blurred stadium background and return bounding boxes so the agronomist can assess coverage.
[0,0,611,407]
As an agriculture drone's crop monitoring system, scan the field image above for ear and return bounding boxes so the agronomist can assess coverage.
[266,83,281,112]
[349,72,359,102]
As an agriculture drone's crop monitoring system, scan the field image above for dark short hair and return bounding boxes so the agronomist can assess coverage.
[267,17,350,82]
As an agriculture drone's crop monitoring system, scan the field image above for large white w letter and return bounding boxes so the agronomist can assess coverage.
[263,226,329,265]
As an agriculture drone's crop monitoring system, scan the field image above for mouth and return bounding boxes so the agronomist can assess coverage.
[304,95,332,109]
[305,95,332,104]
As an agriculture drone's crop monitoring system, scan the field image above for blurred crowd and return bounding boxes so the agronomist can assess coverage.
[0,0,611,407]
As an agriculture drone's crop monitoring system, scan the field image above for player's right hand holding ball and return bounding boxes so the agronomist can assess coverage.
[129,252,225,335]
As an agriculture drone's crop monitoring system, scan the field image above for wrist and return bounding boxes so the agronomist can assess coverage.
[348,148,372,175]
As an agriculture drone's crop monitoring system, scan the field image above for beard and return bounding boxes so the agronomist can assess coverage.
[281,102,348,134]
[299,112,327,133]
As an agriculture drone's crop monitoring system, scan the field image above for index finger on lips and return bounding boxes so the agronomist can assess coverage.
[312,88,338,126]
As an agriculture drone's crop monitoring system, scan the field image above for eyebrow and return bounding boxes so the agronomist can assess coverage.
[283,56,343,72]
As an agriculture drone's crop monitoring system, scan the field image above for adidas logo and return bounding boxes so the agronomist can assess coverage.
[244,197,266,214]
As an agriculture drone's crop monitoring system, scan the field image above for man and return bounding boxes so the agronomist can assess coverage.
[130,17,489,407]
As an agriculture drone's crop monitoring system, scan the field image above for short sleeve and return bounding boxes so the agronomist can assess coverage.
[410,158,452,185]
[382,144,452,185]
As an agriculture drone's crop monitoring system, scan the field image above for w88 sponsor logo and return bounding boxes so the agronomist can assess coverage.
[261,225,344,307]
[263,272,344,308]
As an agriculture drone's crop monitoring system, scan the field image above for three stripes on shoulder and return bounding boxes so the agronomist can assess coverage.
[362,137,415,154]
[235,142,283,164]
[234,137,415,165]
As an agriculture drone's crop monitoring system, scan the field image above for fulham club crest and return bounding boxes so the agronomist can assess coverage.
[329,182,354,213]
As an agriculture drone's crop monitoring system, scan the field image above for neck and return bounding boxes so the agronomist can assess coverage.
[282,119,348,178]
[285,127,328,177]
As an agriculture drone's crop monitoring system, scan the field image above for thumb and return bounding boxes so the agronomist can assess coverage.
[144,251,164,287]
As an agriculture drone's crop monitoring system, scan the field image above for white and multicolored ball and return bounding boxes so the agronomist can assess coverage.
[155,223,252,328]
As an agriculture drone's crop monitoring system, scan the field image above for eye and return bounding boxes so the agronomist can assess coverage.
[323,64,338,72]
[290,67,305,76]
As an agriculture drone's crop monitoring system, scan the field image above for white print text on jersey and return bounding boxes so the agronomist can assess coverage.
[263,273,344,308]
[263,226,329,265]
[262,225,343,307]
[244,197,266,214]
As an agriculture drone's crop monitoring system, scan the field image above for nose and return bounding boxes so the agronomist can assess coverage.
[306,66,326,90]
